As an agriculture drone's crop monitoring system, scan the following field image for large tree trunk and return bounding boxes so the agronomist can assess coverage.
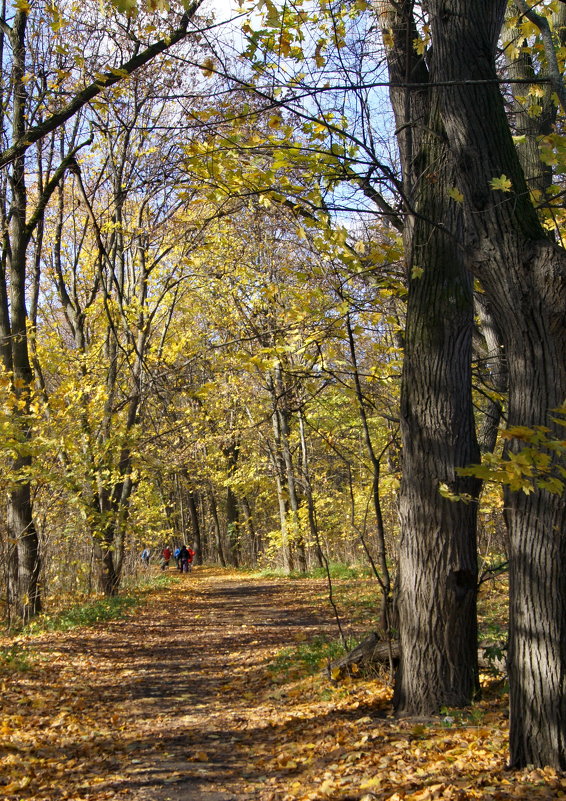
[427,0,566,768]
[380,1,481,715]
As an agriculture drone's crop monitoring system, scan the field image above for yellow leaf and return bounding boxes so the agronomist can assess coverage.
[489,174,512,192]
[447,186,464,203]
[360,776,382,789]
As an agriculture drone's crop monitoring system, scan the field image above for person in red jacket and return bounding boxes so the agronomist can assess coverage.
[161,546,171,570]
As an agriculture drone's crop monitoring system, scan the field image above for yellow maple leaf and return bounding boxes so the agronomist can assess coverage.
[489,174,512,192]
[447,186,464,203]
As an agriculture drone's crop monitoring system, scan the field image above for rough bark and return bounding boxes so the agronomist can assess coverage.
[474,294,507,454]
[380,1,481,716]
[427,0,566,769]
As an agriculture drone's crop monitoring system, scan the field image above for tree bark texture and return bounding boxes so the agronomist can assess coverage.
[427,0,566,768]
[380,1,481,715]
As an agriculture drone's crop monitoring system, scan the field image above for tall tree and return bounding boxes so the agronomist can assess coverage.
[391,0,566,769]
[378,0,481,714]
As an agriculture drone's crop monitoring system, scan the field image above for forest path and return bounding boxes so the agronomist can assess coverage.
[4,569,560,801]
[111,567,340,801]
[3,567,367,801]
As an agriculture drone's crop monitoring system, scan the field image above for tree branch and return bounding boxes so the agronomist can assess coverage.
[0,2,203,170]
[516,0,566,113]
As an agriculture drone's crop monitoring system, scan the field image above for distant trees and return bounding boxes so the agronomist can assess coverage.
[0,0,206,617]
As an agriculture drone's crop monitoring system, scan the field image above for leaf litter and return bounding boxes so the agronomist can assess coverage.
[1,567,565,801]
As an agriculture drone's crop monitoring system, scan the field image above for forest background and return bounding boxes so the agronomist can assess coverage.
[0,0,565,773]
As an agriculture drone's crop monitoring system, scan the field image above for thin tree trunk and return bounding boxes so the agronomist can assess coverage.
[4,10,41,621]
[346,312,392,624]
[269,386,293,573]
[207,489,226,567]
[187,490,203,565]
[241,496,259,564]
[274,363,306,572]
[298,410,323,569]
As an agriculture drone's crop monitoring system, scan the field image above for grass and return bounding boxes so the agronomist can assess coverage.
[21,570,176,635]
[258,562,373,580]
[268,634,350,683]
[23,594,139,633]
[0,642,32,674]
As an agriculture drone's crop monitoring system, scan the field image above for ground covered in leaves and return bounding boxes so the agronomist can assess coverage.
[1,568,565,801]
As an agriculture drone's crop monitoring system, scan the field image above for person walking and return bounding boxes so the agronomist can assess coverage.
[161,546,171,570]
[178,544,190,573]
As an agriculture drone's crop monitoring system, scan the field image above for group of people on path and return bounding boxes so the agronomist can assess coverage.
[141,544,195,572]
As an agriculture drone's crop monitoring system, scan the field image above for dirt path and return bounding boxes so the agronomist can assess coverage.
[2,568,354,801]
[110,568,341,801]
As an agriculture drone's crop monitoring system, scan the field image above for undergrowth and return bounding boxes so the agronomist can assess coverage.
[0,642,31,674]
[258,562,372,580]
[23,595,139,633]
[21,571,175,635]
[268,635,350,683]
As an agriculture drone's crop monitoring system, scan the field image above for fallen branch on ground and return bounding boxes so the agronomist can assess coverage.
[327,633,507,681]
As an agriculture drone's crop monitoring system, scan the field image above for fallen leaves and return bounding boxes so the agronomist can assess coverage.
[0,569,564,801]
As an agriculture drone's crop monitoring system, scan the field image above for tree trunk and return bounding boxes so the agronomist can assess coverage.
[208,489,226,567]
[380,1,481,715]
[298,410,324,569]
[223,440,240,567]
[241,496,260,564]
[94,532,121,596]
[187,490,203,565]
[474,295,507,454]
[268,376,293,572]
[274,363,307,572]
[346,312,392,625]
[427,0,566,768]
[3,10,41,622]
